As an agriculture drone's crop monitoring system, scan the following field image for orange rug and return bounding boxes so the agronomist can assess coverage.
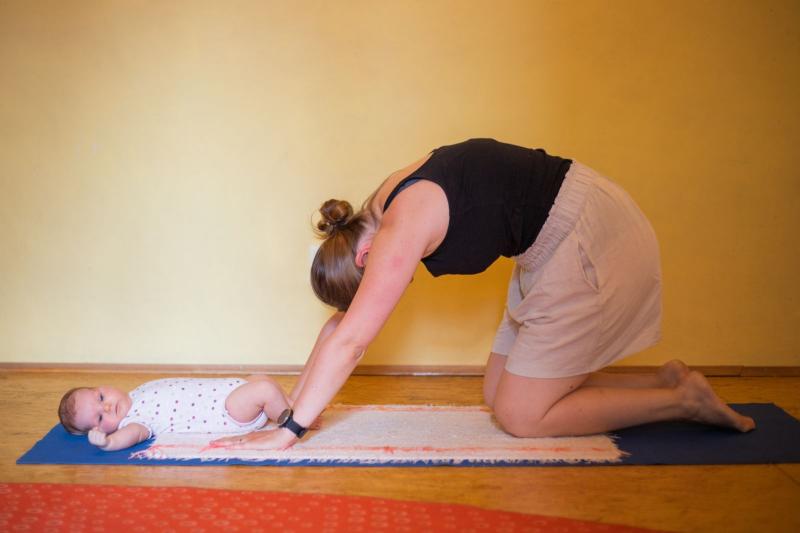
[0,483,661,532]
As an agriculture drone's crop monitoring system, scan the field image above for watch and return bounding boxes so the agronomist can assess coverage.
[277,408,308,439]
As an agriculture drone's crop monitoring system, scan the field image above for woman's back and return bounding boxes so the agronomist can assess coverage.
[380,138,571,276]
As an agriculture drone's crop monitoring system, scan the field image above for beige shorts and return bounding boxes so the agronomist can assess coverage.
[491,162,662,378]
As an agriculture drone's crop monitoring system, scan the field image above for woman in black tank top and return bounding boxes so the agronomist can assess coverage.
[212,139,754,451]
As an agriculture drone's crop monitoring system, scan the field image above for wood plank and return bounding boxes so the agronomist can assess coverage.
[2,371,799,533]
[741,366,800,377]
[778,464,800,485]
[2,362,799,377]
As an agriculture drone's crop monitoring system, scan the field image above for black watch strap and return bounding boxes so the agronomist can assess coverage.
[278,409,308,439]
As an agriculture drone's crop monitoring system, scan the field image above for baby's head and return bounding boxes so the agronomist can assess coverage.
[58,386,131,435]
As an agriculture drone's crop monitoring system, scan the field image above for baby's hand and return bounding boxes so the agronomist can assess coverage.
[88,427,109,448]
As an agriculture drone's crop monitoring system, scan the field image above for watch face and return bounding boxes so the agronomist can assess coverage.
[277,409,292,426]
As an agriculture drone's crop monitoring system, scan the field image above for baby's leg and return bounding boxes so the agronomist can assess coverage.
[225,377,290,424]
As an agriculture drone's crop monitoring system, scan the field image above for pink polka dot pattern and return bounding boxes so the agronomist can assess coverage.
[121,378,265,437]
[0,483,661,532]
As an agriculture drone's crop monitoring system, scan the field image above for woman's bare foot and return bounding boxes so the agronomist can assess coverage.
[680,371,756,432]
[657,359,691,388]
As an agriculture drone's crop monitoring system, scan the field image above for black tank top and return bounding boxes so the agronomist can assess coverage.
[383,138,571,277]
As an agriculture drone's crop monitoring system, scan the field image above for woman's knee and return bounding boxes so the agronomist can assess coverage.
[492,395,545,438]
[483,381,495,409]
[492,371,590,437]
[483,370,501,408]
[482,353,507,409]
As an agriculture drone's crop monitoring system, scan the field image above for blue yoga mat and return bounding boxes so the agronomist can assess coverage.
[17,403,800,467]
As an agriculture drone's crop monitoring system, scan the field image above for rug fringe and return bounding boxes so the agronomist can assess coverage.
[128,404,625,465]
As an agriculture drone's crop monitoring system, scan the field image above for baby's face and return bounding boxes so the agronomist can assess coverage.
[72,386,132,434]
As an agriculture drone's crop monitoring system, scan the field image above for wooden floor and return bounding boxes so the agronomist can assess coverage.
[1,371,799,532]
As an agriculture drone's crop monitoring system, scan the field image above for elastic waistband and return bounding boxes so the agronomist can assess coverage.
[513,161,597,271]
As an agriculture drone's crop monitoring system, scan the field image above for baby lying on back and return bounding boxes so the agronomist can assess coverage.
[58,375,295,451]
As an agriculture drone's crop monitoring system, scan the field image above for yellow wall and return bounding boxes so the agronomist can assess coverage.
[1,1,798,367]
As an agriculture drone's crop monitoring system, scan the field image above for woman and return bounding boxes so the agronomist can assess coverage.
[216,138,754,450]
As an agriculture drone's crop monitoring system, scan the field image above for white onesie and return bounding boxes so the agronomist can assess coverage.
[117,377,268,438]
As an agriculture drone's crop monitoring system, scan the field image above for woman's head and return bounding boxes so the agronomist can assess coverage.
[311,199,373,311]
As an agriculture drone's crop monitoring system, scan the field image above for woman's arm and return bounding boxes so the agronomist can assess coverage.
[210,313,342,448]
[288,220,422,417]
[217,181,446,450]
[289,312,344,405]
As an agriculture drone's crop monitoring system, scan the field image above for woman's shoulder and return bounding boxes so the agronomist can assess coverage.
[368,152,436,216]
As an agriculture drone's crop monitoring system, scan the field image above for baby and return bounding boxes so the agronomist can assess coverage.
[58,375,293,451]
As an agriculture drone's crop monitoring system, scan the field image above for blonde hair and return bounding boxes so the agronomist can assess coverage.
[58,387,89,435]
[310,199,372,311]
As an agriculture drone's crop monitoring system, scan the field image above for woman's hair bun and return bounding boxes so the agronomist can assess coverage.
[317,199,354,235]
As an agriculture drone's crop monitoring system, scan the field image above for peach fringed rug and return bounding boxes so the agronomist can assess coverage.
[132,405,624,465]
[0,483,663,532]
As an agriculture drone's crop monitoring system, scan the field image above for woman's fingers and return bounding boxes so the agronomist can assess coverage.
[209,429,295,450]
[209,433,249,447]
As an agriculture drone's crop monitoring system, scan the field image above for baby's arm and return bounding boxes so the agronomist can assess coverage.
[88,423,150,451]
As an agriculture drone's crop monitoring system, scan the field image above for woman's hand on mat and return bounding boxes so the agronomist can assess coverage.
[88,427,109,448]
[210,427,298,450]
